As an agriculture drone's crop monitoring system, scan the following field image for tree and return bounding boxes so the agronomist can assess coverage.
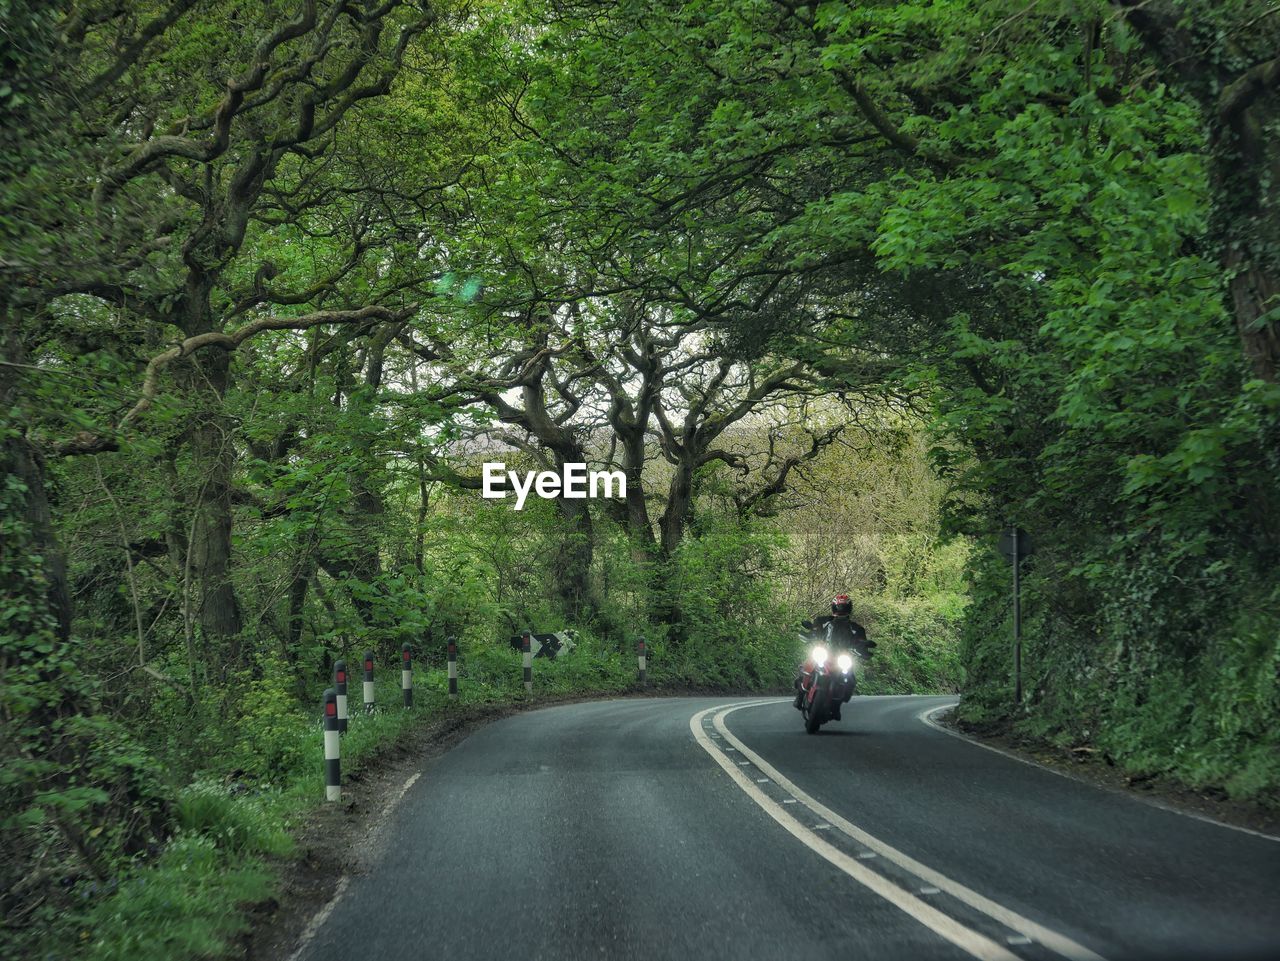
[1116,0,1280,382]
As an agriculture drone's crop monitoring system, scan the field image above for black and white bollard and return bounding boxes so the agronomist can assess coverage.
[637,636,647,687]
[323,687,341,802]
[402,643,413,709]
[334,660,349,733]
[522,630,533,693]
[363,650,375,714]
[447,636,458,699]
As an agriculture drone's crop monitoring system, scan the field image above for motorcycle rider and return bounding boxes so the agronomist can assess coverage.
[793,593,874,719]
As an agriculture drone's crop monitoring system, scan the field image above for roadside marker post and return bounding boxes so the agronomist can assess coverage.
[402,643,413,709]
[522,631,533,693]
[362,650,375,714]
[323,687,340,802]
[998,526,1034,707]
[447,636,458,698]
[333,660,349,733]
[637,636,647,687]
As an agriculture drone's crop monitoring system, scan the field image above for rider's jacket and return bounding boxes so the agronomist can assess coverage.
[807,613,872,657]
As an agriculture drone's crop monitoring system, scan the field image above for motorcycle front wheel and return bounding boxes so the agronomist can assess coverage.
[804,687,827,735]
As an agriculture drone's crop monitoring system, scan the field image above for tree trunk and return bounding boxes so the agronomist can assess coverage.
[180,322,243,668]
[659,458,696,556]
[1219,99,1280,382]
[554,493,595,619]
[620,429,657,557]
[1118,1,1280,381]
[1,320,72,641]
[283,556,312,698]
[652,456,699,630]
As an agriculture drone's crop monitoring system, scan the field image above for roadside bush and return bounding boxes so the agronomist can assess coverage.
[82,834,274,961]
[958,545,1280,807]
[174,782,293,858]
[227,657,313,784]
[860,594,965,694]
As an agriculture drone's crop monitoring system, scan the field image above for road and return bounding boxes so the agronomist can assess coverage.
[294,696,1280,961]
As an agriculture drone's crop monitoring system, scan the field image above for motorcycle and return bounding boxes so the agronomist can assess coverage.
[795,621,873,734]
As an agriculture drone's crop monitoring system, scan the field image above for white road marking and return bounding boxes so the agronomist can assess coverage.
[782,798,797,804]
[1008,936,1034,946]
[291,770,424,959]
[391,772,422,809]
[814,823,831,831]
[921,886,941,895]
[858,852,877,860]
[756,778,770,783]
[918,703,1280,844]
[691,703,1022,961]
[703,700,1110,961]
[285,876,349,961]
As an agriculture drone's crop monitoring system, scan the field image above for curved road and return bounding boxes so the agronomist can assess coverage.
[295,697,1279,961]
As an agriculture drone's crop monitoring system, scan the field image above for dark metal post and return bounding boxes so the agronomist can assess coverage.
[402,643,413,709]
[334,660,349,733]
[637,636,647,687]
[323,688,340,802]
[522,630,532,693]
[362,650,375,714]
[447,636,458,698]
[1013,531,1022,706]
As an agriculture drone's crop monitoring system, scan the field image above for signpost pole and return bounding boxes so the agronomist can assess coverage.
[1012,529,1022,706]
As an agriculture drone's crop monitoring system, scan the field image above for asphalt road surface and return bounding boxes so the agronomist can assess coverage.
[294,696,1280,961]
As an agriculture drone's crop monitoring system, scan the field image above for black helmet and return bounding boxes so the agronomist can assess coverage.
[831,593,852,616]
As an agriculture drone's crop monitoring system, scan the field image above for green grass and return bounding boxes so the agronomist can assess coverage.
[80,835,275,961]
[34,643,645,961]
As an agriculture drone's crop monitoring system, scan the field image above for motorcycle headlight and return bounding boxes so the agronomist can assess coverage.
[837,652,854,673]
[811,645,829,666]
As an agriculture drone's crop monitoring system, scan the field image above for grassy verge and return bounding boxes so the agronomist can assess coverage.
[33,638,726,960]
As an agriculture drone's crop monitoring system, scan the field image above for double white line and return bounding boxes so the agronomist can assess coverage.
[690,700,1108,961]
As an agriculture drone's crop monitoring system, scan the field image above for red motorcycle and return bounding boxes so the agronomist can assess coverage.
[795,624,874,733]
[793,619,875,731]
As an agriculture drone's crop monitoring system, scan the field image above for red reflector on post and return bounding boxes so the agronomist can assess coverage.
[403,651,410,662]
[325,702,336,716]
[364,660,372,671]
[337,671,346,683]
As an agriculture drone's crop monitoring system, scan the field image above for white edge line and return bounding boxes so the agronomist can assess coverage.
[289,770,424,961]
[391,772,422,809]
[714,700,1108,961]
[285,875,349,961]
[691,703,1022,961]
[918,704,1280,845]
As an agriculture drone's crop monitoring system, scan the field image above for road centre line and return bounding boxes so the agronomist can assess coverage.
[698,700,1109,961]
[691,704,1023,961]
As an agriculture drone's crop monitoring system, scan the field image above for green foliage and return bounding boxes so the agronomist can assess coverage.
[228,658,314,785]
[174,783,294,859]
[859,595,966,695]
[80,834,275,961]
[10,0,1280,956]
